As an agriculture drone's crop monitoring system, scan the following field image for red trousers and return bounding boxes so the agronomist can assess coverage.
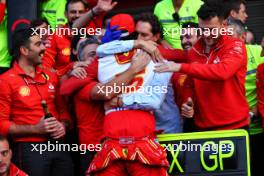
[93,160,168,176]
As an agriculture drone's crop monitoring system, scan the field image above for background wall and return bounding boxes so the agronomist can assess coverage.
[246,0,264,43]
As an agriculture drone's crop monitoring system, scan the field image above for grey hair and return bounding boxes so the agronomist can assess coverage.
[77,36,100,61]
[227,17,246,37]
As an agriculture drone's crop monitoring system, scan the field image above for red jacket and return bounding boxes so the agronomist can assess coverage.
[8,163,28,176]
[42,15,104,77]
[171,73,194,108]
[0,3,5,23]
[60,63,104,146]
[42,25,73,77]
[0,62,71,142]
[257,63,264,127]
[158,45,187,62]
[61,58,156,138]
[74,85,104,146]
[180,35,249,130]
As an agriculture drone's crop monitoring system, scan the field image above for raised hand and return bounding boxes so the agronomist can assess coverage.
[94,0,118,14]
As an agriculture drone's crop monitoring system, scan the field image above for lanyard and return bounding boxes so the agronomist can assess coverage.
[22,74,48,114]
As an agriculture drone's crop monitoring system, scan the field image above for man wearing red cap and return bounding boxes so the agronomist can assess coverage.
[60,14,169,176]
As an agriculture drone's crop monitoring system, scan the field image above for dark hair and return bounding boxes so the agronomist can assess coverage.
[11,27,36,60]
[182,22,201,36]
[30,18,49,28]
[224,0,246,14]
[65,0,87,12]
[0,135,9,143]
[182,22,199,29]
[136,13,163,38]
[70,34,87,61]
[197,0,229,20]
[120,32,138,41]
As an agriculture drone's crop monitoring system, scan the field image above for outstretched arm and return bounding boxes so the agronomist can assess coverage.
[72,0,117,29]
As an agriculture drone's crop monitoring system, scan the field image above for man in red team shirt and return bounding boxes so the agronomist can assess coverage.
[68,36,104,176]
[60,14,169,176]
[42,0,116,76]
[0,135,28,176]
[0,28,73,176]
[257,37,264,126]
[155,0,249,130]
[172,22,200,132]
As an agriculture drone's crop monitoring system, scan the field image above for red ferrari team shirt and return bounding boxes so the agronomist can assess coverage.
[8,163,28,176]
[180,35,249,130]
[0,62,71,142]
[257,63,264,127]
[42,14,105,77]
[42,25,72,76]
[60,58,156,138]
[75,83,105,146]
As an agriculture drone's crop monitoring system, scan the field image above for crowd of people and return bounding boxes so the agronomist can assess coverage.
[0,0,264,175]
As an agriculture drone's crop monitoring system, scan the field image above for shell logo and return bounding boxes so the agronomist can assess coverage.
[62,48,71,56]
[19,86,30,97]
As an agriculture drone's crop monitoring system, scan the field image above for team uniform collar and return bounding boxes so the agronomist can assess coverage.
[13,62,48,84]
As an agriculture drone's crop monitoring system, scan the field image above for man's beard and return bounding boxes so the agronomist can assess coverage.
[182,42,192,50]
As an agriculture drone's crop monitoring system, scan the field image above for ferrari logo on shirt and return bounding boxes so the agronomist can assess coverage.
[115,49,135,64]
[49,83,55,90]
[122,148,128,158]
[19,86,30,97]
[62,47,71,56]
[48,83,55,93]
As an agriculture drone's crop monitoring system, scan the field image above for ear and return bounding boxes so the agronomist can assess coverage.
[230,10,237,18]
[242,32,246,41]
[222,19,228,26]
[20,46,29,56]
[153,33,161,42]
[72,49,77,55]
[10,149,12,157]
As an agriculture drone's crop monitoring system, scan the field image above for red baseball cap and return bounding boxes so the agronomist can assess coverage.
[110,14,135,37]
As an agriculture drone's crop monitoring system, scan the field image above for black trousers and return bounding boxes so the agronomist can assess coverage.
[250,132,264,176]
[80,151,97,176]
[12,142,74,176]
[183,118,196,132]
